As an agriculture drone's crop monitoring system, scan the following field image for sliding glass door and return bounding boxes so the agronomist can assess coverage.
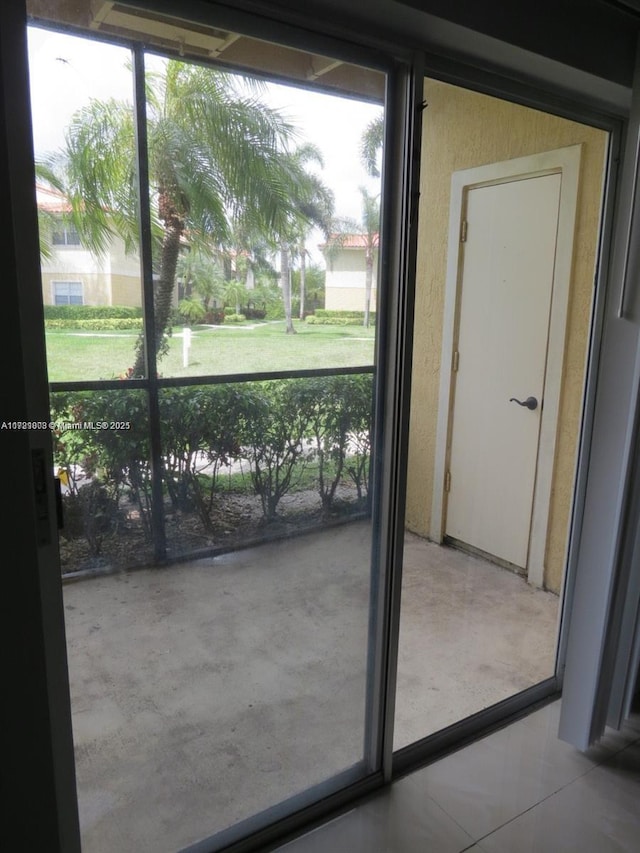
[25,1,410,849]
[14,0,622,849]
[394,74,610,750]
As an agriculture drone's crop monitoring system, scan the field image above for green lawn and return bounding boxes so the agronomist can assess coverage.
[46,320,376,383]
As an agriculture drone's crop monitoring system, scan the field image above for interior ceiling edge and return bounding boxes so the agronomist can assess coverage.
[26,0,386,102]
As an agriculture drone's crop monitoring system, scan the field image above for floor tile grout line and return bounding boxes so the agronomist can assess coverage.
[415,793,479,849]
[469,759,616,846]
[424,751,608,846]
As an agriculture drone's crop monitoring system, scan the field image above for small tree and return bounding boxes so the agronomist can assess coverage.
[242,380,313,521]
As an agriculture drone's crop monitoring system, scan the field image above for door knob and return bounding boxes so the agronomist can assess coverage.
[509,396,538,410]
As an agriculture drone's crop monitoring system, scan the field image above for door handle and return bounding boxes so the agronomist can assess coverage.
[509,396,538,410]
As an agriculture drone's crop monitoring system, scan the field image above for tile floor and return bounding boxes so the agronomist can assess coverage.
[275,699,640,853]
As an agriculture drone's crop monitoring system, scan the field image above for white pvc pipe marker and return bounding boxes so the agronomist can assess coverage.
[182,326,191,367]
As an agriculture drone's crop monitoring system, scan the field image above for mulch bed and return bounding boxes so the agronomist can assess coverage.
[59,485,366,577]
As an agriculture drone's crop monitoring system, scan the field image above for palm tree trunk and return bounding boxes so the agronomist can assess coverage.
[281,243,296,334]
[132,196,183,377]
[364,247,373,328]
[299,245,306,320]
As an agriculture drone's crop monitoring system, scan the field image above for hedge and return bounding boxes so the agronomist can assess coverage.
[43,305,143,320]
[46,319,143,331]
[51,375,373,552]
[308,309,376,326]
[306,316,353,326]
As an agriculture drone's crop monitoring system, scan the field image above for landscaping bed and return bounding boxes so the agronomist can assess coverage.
[54,375,373,577]
[59,479,367,577]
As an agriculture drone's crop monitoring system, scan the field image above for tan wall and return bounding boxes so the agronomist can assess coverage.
[325,247,379,312]
[111,274,143,307]
[325,286,378,312]
[405,78,607,593]
[41,273,110,306]
[41,272,144,307]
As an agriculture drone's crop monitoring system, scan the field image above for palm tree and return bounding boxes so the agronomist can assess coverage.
[223,279,247,316]
[296,239,309,320]
[277,143,334,334]
[360,114,384,177]
[35,161,69,261]
[358,188,380,328]
[56,59,320,375]
[176,249,225,314]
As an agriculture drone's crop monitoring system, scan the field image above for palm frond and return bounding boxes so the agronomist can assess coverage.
[360,114,384,178]
[63,97,139,255]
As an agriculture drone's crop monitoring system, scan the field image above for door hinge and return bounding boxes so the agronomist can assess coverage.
[444,470,451,493]
[452,350,460,372]
[460,219,468,242]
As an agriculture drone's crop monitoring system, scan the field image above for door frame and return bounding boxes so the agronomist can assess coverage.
[430,145,582,587]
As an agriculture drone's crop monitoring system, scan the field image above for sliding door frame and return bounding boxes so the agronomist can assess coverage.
[393,54,626,774]
[14,1,424,850]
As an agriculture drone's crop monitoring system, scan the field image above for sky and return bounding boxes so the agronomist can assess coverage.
[27,26,383,264]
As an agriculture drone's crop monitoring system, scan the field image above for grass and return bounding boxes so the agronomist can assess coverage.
[192,454,356,496]
[45,320,376,383]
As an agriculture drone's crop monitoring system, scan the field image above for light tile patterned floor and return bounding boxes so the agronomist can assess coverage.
[276,700,640,853]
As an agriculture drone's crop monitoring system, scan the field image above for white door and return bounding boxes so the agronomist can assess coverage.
[445,173,562,568]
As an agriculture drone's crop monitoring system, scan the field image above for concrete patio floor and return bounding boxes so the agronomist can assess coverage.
[62,521,559,853]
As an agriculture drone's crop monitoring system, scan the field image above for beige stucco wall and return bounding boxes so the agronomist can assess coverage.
[41,272,143,307]
[111,274,143,306]
[405,78,607,594]
[325,285,378,312]
[324,247,378,312]
[40,235,142,307]
[41,272,110,306]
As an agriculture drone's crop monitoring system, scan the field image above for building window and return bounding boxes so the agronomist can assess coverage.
[52,224,81,246]
[53,280,83,305]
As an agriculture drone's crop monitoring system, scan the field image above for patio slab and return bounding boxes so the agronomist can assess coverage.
[62,521,559,852]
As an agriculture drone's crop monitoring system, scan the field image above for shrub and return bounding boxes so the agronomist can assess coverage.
[159,385,246,529]
[177,298,206,326]
[60,481,120,556]
[50,375,374,553]
[204,309,225,324]
[306,316,352,326]
[43,305,142,320]
[344,374,373,500]
[243,307,266,320]
[292,374,373,516]
[308,309,376,326]
[241,380,314,521]
[264,302,285,321]
[45,318,143,330]
[223,313,246,324]
[51,389,152,543]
